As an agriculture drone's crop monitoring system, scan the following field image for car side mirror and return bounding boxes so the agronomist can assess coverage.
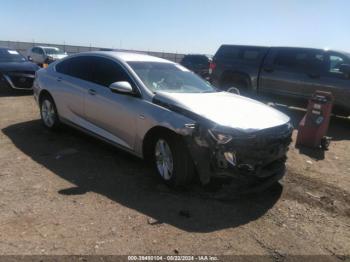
[227,87,240,95]
[109,81,134,94]
[339,64,350,78]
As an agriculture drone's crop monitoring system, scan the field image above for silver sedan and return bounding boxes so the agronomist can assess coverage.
[33,52,292,189]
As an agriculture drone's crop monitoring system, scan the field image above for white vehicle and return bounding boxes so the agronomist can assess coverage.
[27,46,67,65]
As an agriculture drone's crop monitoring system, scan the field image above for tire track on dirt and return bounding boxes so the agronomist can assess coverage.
[283,171,350,218]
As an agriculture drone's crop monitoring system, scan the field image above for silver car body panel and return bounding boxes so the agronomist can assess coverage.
[33,52,197,157]
[152,91,290,133]
[33,51,291,184]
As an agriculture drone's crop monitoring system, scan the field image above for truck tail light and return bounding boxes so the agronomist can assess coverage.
[209,62,216,74]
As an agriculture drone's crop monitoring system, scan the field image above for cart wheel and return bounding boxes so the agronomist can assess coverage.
[321,136,331,150]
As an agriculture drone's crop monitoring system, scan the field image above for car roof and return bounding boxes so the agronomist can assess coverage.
[218,44,344,53]
[78,51,174,63]
[219,44,269,49]
[0,47,12,51]
[184,54,210,57]
[35,46,60,49]
[0,47,22,54]
[183,54,212,59]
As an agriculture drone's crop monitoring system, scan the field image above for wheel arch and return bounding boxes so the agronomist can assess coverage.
[220,70,252,88]
[142,126,183,161]
[38,89,53,105]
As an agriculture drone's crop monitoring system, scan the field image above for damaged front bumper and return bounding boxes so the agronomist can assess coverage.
[185,123,293,186]
[0,71,35,90]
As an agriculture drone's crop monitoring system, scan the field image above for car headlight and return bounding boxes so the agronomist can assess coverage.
[287,121,294,131]
[208,129,233,144]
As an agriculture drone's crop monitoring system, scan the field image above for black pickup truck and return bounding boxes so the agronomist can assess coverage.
[210,45,350,114]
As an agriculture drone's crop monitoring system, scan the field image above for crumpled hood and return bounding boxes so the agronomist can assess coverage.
[153,91,290,132]
[0,61,39,72]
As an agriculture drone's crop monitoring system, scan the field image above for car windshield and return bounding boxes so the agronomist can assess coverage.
[44,48,65,55]
[127,61,217,93]
[0,49,26,62]
[344,51,350,60]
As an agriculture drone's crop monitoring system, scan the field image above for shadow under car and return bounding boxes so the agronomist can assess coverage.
[2,119,283,232]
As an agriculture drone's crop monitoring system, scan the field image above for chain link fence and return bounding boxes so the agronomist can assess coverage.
[0,40,186,63]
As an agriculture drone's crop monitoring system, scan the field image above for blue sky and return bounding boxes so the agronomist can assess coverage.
[0,0,349,54]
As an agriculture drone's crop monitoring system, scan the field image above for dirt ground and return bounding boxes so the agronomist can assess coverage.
[0,89,349,259]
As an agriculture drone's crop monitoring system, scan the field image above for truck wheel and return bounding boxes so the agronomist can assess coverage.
[223,78,247,90]
[152,133,195,188]
[321,137,331,150]
[220,74,252,96]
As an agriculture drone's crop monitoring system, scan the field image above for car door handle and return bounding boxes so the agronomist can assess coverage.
[88,89,97,95]
[56,77,63,82]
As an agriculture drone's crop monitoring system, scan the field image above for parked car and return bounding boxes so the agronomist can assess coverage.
[210,45,350,114]
[27,46,67,65]
[180,54,212,79]
[33,51,293,190]
[0,47,40,91]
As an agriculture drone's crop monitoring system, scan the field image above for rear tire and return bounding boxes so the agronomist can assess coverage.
[152,133,195,188]
[220,74,253,96]
[40,94,60,130]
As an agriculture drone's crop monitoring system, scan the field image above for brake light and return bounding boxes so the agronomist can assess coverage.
[209,62,216,74]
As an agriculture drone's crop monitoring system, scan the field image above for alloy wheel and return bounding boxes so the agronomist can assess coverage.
[155,139,174,181]
[41,99,56,127]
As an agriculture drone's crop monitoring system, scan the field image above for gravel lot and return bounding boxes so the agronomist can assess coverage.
[0,90,349,258]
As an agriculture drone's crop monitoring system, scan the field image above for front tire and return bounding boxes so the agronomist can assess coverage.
[40,95,60,130]
[152,133,195,188]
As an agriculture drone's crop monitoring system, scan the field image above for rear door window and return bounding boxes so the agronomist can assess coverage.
[242,50,260,61]
[32,47,42,54]
[308,52,326,72]
[216,46,265,62]
[55,56,93,82]
[274,49,326,72]
[274,49,302,68]
[55,59,70,75]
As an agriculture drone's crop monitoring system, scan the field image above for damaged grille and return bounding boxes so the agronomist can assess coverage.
[214,123,293,178]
